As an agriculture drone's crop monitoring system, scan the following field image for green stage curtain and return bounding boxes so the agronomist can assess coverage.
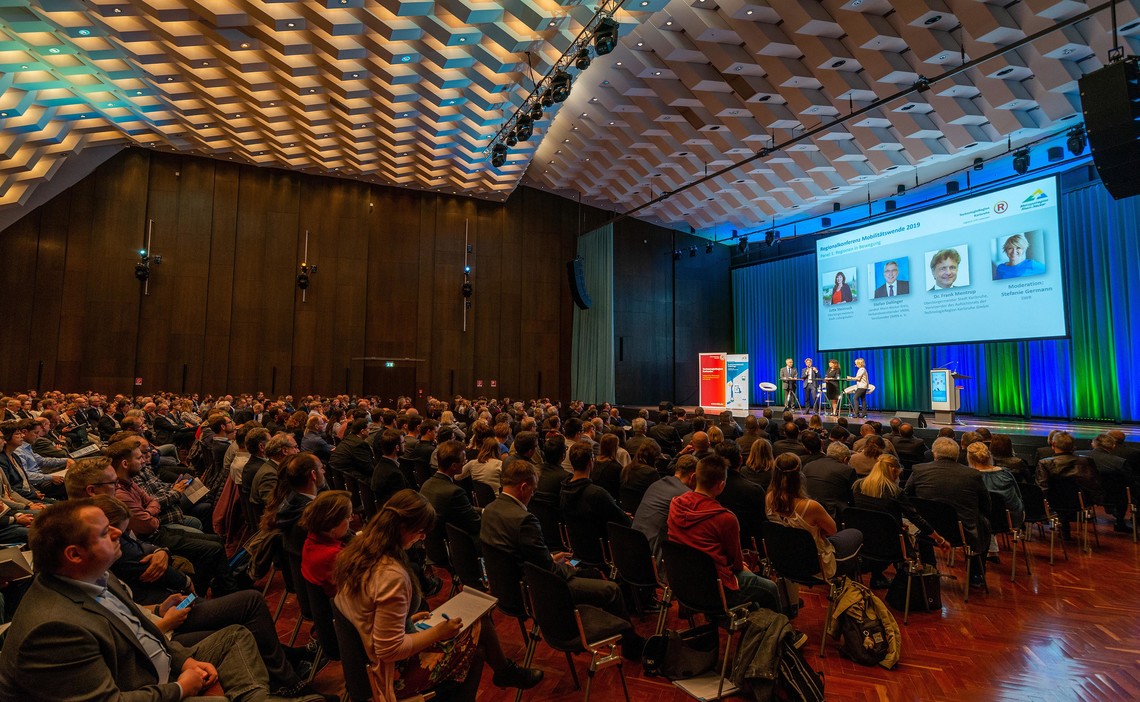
[571,225,615,405]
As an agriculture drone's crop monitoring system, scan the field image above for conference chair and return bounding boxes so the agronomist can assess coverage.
[522,562,632,702]
[842,506,928,625]
[911,497,986,601]
[606,522,669,634]
[760,522,842,654]
[987,492,1033,583]
[528,496,569,551]
[443,523,486,592]
[423,528,459,598]
[1046,477,1099,554]
[1020,482,1069,565]
[299,578,340,684]
[480,544,541,702]
[660,541,750,701]
[471,481,498,509]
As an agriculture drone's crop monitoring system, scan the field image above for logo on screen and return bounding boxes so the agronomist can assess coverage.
[993,201,1008,214]
[1020,189,1050,210]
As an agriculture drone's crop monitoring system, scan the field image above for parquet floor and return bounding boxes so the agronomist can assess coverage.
[298,517,1140,702]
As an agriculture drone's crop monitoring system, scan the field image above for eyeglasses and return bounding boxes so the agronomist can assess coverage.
[90,480,119,487]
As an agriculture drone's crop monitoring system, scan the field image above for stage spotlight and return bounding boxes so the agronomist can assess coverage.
[764,230,776,247]
[737,237,748,253]
[689,246,697,258]
[822,217,832,227]
[973,157,984,171]
[896,184,905,196]
[946,180,959,195]
[540,89,555,108]
[1047,146,1064,162]
[672,249,681,261]
[594,17,619,55]
[505,131,518,147]
[885,200,897,212]
[515,115,534,141]
[832,202,840,212]
[530,103,544,121]
[1067,125,1086,156]
[1013,147,1030,175]
[134,261,150,282]
[705,241,714,254]
[575,47,591,71]
[550,70,572,102]
[490,143,507,168]
[462,281,473,298]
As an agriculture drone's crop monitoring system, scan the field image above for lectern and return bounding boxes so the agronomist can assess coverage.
[930,368,970,425]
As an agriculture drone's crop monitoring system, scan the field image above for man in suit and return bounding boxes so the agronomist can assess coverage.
[328,418,374,483]
[1036,431,1100,539]
[803,440,856,519]
[371,428,410,508]
[648,412,682,455]
[873,260,909,298]
[480,460,644,658]
[33,410,72,458]
[891,423,927,462]
[670,407,694,441]
[905,437,991,587]
[779,359,799,407]
[624,417,658,463]
[239,427,271,514]
[773,422,809,457]
[1078,433,1131,532]
[798,429,827,467]
[420,440,481,547]
[249,433,299,526]
[0,499,322,702]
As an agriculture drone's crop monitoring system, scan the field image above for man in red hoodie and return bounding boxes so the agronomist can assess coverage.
[668,455,780,611]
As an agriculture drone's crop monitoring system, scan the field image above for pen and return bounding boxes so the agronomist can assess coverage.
[441,613,450,621]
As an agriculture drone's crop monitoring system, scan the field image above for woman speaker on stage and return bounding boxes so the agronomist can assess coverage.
[825,359,842,417]
[852,358,869,418]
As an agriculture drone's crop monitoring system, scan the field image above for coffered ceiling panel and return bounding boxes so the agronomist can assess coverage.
[0,0,1137,231]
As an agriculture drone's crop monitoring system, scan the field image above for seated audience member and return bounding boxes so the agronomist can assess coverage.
[773,423,808,457]
[110,433,206,531]
[621,442,663,514]
[802,440,857,519]
[249,432,300,526]
[716,411,742,441]
[849,434,887,476]
[535,433,569,498]
[714,440,767,551]
[906,437,991,586]
[669,455,781,611]
[1078,433,1133,532]
[799,429,827,467]
[266,452,327,556]
[852,455,946,588]
[1035,431,1100,539]
[31,410,72,458]
[560,442,631,564]
[372,428,412,508]
[648,413,682,455]
[741,437,776,489]
[766,453,863,580]
[632,454,696,559]
[501,430,538,474]
[330,418,375,483]
[335,490,542,702]
[0,421,51,503]
[91,495,321,698]
[462,437,504,492]
[966,442,1024,562]
[300,490,354,596]
[480,461,645,657]
[15,418,70,499]
[0,500,324,702]
[890,423,927,463]
[854,422,897,456]
[301,413,334,463]
[590,433,624,502]
[420,440,482,548]
[625,418,659,463]
[990,434,1032,486]
[678,430,712,462]
[736,415,764,455]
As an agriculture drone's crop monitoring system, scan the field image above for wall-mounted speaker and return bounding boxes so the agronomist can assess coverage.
[567,257,592,310]
[1080,57,1140,200]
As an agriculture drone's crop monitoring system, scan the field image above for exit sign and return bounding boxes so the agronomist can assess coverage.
[384,361,395,368]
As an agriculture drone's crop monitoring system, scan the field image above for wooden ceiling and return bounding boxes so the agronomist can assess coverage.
[0,0,1137,231]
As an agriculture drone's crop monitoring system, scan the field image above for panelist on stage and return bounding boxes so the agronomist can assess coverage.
[825,359,842,417]
[780,359,798,407]
[852,358,870,418]
[802,358,820,408]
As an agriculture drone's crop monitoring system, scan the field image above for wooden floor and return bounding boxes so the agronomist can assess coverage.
[294,512,1140,702]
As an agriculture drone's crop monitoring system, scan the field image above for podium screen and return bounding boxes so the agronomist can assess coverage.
[815,176,1066,351]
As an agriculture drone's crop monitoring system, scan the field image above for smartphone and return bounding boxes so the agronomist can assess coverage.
[175,593,197,610]
[568,558,581,567]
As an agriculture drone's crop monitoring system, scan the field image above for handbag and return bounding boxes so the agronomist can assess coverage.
[642,624,719,680]
[885,568,941,613]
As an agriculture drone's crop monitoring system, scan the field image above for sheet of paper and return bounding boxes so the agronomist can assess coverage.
[414,588,497,634]
[182,477,210,504]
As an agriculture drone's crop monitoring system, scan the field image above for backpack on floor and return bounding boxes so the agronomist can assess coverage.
[835,582,891,666]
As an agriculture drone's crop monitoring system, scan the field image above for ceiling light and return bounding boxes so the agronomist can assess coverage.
[924,15,942,25]
[491,143,507,168]
[515,114,534,141]
[1067,125,1086,155]
[765,230,776,247]
[746,10,754,15]
[705,241,714,254]
[594,17,620,55]
[239,42,250,49]
[540,89,555,107]
[505,130,518,147]
[973,157,984,170]
[1013,147,1030,175]
[550,70,572,102]
[77,28,91,36]
[575,47,591,71]
[530,103,544,120]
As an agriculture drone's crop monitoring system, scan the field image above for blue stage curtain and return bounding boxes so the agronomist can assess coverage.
[571,225,615,405]
[732,180,1139,421]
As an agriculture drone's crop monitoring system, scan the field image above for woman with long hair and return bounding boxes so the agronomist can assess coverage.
[591,432,623,501]
[461,437,503,492]
[849,434,885,476]
[741,437,776,489]
[825,359,842,417]
[334,490,541,702]
[831,271,853,304]
[300,490,353,596]
[852,455,946,588]
[766,453,863,579]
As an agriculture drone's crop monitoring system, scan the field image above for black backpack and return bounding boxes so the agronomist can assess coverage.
[836,587,890,666]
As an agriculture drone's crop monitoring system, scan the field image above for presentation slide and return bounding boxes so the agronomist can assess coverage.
[816,176,1066,351]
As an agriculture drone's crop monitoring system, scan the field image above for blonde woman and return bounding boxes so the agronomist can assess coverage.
[852,357,869,418]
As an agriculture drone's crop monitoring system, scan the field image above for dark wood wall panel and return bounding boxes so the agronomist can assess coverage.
[0,148,731,406]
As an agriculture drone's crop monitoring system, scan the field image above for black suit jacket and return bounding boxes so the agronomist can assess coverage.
[371,456,409,507]
[873,280,910,298]
[905,459,991,550]
[802,457,856,518]
[890,436,927,461]
[153,414,177,445]
[480,493,574,580]
[718,470,767,546]
[648,423,681,454]
[33,434,70,459]
[772,439,808,457]
[421,471,481,541]
[329,435,374,482]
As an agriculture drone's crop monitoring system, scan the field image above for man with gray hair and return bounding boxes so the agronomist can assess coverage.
[1078,433,1131,532]
[248,432,299,526]
[906,436,991,587]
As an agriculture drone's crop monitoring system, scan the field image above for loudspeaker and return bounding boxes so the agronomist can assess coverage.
[894,411,926,428]
[1080,56,1140,200]
[566,257,592,310]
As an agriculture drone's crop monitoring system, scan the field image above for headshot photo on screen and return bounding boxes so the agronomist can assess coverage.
[823,268,857,305]
[926,246,970,291]
[872,258,910,298]
[992,231,1046,280]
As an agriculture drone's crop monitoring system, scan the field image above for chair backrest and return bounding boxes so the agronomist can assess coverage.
[841,506,904,564]
[413,461,436,489]
[562,519,607,566]
[471,481,498,509]
[358,481,379,518]
[282,544,314,620]
[301,578,342,661]
[480,543,530,621]
[760,521,827,586]
[325,468,346,492]
[342,473,364,515]
[910,497,965,547]
[528,496,567,550]
[423,527,452,572]
[443,523,485,591]
[987,491,1013,535]
[522,562,585,653]
[606,522,659,588]
[620,485,647,515]
[1044,474,1084,511]
[332,602,374,702]
[1020,482,1049,522]
[660,540,728,616]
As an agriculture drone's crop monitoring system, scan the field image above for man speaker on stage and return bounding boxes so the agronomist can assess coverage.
[780,359,799,409]
[873,260,909,298]
[802,358,820,409]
